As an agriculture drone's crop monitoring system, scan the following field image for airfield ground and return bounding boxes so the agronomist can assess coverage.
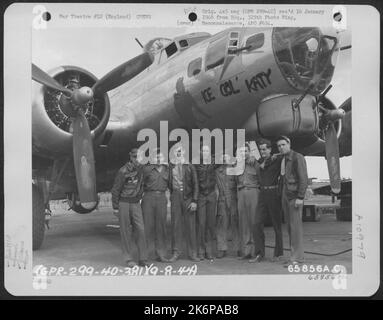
[34,195,352,275]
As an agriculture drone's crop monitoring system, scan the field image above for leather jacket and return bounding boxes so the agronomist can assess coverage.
[111,161,143,208]
[281,150,309,200]
[169,163,199,202]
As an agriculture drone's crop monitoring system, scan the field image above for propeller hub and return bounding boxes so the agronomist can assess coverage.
[72,86,94,106]
[326,109,345,122]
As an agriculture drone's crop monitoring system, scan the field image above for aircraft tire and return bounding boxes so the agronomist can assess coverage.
[33,184,45,250]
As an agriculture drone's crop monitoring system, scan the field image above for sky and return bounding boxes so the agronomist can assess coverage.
[32,27,352,180]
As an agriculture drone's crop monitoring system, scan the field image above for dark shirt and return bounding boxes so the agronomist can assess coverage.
[194,163,219,196]
[142,164,169,192]
[259,156,282,187]
[236,159,260,189]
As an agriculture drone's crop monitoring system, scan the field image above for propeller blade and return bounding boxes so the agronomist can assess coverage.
[72,110,97,209]
[92,52,153,94]
[324,122,341,194]
[32,64,72,96]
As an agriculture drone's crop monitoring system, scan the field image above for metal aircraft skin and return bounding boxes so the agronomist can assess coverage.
[31,27,351,248]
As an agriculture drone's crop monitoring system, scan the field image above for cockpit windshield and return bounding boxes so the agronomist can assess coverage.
[272,27,338,94]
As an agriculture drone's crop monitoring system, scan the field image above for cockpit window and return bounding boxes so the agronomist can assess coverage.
[165,42,178,58]
[179,39,188,48]
[245,33,265,51]
[205,36,226,70]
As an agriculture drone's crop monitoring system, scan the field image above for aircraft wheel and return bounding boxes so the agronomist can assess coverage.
[67,193,97,214]
[33,184,45,250]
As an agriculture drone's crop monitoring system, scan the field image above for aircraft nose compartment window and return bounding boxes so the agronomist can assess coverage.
[273,27,337,94]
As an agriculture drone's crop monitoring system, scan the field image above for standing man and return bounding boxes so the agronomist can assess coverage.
[215,154,238,258]
[195,145,218,260]
[168,145,200,262]
[142,148,170,262]
[276,136,308,265]
[251,139,284,263]
[235,144,261,260]
[111,148,148,268]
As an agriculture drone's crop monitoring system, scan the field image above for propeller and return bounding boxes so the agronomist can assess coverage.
[315,86,345,194]
[32,52,153,208]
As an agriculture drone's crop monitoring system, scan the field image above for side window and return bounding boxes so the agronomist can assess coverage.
[245,33,265,51]
[187,58,202,77]
[165,42,178,58]
[205,36,227,71]
[228,32,240,54]
[179,39,188,48]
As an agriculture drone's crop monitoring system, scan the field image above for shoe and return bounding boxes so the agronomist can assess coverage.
[168,253,179,263]
[156,256,168,263]
[126,261,137,268]
[205,253,214,260]
[237,254,251,260]
[249,254,263,263]
[190,256,200,262]
[198,254,205,261]
[271,256,284,263]
[138,260,149,267]
[216,250,226,259]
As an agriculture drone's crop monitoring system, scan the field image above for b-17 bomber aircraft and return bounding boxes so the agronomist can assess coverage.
[32,27,352,249]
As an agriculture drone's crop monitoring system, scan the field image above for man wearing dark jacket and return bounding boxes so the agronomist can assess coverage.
[195,145,219,260]
[276,136,309,264]
[168,146,199,262]
[251,139,284,263]
[111,148,148,268]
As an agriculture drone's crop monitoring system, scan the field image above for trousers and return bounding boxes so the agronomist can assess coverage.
[253,189,284,257]
[118,202,148,262]
[170,190,197,258]
[237,188,259,257]
[281,188,304,262]
[141,191,168,259]
[216,196,239,252]
[197,190,217,256]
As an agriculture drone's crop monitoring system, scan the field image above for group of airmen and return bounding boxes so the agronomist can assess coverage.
[111,136,309,268]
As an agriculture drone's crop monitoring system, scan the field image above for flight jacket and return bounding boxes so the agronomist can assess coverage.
[111,161,144,209]
[281,150,309,200]
[169,162,199,202]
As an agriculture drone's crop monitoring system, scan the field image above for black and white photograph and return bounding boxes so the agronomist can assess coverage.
[3,3,380,297]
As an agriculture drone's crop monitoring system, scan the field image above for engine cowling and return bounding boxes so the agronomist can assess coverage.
[32,66,110,159]
[243,94,321,140]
